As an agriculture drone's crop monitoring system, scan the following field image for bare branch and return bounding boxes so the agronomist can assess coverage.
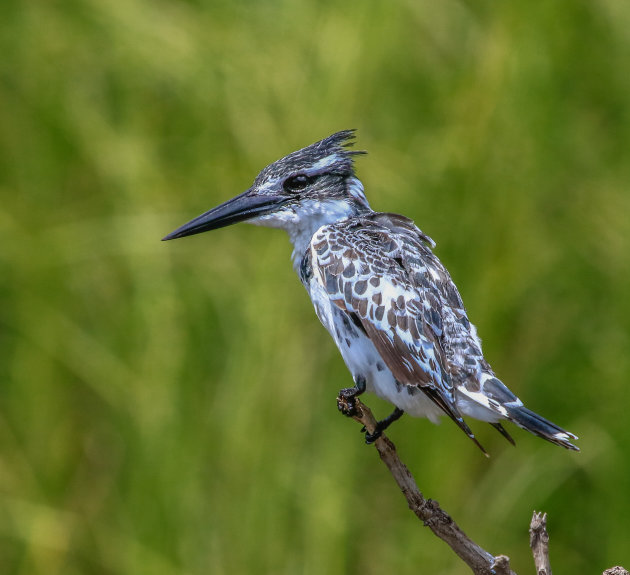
[529,512,552,575]
[338,396,628,575]
[338,396,516,575]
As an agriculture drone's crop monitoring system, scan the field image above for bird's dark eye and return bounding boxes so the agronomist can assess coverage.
[283,174,314,192]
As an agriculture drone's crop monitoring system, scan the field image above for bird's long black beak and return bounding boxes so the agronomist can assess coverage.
[162,189,283,241]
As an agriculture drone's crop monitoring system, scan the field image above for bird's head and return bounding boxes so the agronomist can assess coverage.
[162,130,370,241]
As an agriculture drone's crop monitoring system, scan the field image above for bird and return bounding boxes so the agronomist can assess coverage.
[163,130,579,454]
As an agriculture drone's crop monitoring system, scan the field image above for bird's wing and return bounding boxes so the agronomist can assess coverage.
[309,213,482,446]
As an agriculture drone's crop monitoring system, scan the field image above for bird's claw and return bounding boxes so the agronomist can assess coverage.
[359,424,381,443]
[337,380,365,417]
[364,428,383,444]
[337,394,358,417]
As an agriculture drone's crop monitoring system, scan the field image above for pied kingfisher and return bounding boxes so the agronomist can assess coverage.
[163,130,578,454]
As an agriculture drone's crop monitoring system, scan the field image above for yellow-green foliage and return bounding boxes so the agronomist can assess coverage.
[1,1,630,573]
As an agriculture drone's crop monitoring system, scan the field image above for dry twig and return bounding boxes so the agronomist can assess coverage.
[529,512,552,575]
[338,395,627,575]
[337,395,516,575]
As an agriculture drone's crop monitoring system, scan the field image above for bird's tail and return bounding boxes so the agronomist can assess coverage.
[505,404,579,451]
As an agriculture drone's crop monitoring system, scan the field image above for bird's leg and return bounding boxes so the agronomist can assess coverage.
[337,375,367,417]
[364,407,404,444]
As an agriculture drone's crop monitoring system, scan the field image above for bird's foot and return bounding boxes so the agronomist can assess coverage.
[337,387,361,417]
[364,428,382,444]
[337,376,367,417]
[363,408,404,444]
[337,394,358,417]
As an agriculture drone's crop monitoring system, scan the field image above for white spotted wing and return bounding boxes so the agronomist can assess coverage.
[309,212,484,446]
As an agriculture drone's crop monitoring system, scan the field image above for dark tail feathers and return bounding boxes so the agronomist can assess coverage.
[505,404,579,451]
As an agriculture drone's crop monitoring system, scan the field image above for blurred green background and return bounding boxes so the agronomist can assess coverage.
[1,0,630,573]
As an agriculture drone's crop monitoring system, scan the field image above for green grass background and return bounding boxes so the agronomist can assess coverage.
[2,0,630,573]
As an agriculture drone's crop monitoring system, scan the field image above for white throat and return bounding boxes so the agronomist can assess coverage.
[251,199,358,271]
[248,177,371,271]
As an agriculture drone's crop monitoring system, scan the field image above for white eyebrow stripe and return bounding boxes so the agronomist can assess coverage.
[311,154,340,170]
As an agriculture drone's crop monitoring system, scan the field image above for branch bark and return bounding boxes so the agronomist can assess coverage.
[337,395,516,575]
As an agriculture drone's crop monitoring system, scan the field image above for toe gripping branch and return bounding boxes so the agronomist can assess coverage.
[337,375,367,418]
[337,376,405,444]
[364,407,404,444]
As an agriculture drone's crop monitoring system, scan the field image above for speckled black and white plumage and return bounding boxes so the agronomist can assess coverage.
[164,130,579,452]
